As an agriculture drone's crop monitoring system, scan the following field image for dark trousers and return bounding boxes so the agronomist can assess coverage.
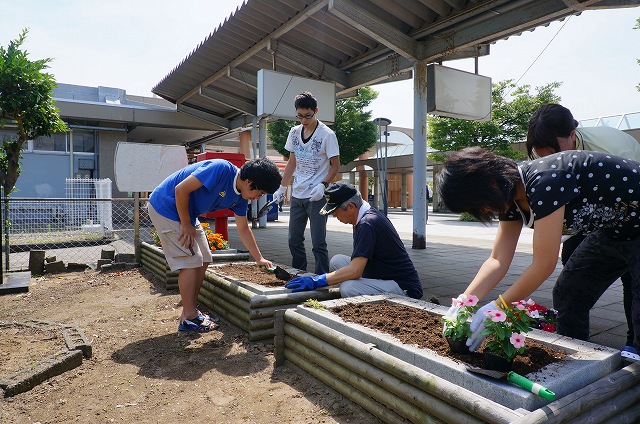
[561,234,635,346]
[554,231,640,350]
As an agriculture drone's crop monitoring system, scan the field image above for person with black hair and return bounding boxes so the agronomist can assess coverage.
[285,182,423,299]
[273,91,340,275]
[148,157,281,332]
[438,147,640,356]
[527,103,640,359]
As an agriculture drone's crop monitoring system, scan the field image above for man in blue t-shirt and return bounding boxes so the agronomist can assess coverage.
[284,182,423,299]
[148,157,281,332]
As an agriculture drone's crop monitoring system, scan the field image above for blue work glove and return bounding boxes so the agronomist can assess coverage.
[309,183,326,202]
[285,274,328,292]
[466,300,501,351]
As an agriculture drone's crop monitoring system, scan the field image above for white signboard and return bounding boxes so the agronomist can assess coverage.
[427,64,492,121]
[257,69,336,122]
[114,142,188,192]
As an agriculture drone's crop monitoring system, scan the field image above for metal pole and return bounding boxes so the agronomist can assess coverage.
[412,62,428,249]
[258,118,268,228]
[374,118,391,215]
[384,125,388,216]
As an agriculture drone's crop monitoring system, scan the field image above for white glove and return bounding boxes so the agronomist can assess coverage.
[442,297,461,336]
[309,183,326,202]
[273,185,286,203]
[466,300,500,351]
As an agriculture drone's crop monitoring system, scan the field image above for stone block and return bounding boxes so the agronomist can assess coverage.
[114,253,135,263]
[66,263,89,271]
[28,250,46,275]
[100,249,116,260]
[45,261,66,273]
[97,259,112,268]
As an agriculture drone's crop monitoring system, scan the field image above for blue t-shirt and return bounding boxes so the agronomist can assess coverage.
[500,151,640,241]
[149,159,248,225]
[352,208,423,299]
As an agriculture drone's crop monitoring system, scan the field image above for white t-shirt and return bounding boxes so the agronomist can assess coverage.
[285,120,340,199]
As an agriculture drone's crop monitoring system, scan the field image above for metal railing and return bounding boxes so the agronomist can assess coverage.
[1,197,153,272]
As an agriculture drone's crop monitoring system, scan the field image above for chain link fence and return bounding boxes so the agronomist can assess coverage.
[1,197,154,272]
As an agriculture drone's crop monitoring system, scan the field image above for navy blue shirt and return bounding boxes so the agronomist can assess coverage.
[352,208,423,299]
[500,151,640,240]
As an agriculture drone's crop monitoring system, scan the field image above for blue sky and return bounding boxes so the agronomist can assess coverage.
[2,1,639,129]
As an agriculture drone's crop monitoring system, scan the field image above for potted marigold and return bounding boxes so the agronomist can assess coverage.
[480,300,535,371]
[201,222,231,252]
[442,294,479,354]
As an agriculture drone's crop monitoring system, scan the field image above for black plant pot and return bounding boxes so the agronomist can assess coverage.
[483,351,513,372]
[446,337,470,354]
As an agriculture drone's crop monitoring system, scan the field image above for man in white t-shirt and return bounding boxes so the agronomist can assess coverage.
[273,92,340,274]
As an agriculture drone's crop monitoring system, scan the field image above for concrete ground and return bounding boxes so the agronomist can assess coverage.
[226,206,629,352]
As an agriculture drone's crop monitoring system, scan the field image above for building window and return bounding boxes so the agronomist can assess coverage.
[0,129,19,144]
[72,130,95,153]
[33,133,67,152]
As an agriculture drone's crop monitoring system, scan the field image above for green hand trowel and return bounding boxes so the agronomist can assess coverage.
[466,366,556,400]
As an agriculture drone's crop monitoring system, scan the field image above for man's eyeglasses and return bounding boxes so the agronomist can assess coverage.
[296,112,315,120]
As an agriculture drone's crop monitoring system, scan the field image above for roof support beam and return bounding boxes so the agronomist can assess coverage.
[177,0,329,104]
[227,67,257,89]
[346,54,413,90]
[328,0,418,61]
[199,87,257,116]
[177,104,231,130]
[416,0,604,60]
[267,39,349,88]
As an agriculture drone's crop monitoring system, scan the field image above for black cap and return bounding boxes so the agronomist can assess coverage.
[320,182,358,215]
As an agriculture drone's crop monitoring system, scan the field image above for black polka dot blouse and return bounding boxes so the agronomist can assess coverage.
[500,150,640,240]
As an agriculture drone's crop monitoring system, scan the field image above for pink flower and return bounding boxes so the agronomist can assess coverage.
[462,295,479,307]
[510,332,526,349]
[513,300,527,310]
[485,310,507,322]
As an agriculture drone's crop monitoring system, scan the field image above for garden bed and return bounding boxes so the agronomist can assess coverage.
[275,294,624,423]
[140,241,250,289]
[201,262,341,341]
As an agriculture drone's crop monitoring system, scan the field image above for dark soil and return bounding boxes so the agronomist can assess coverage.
[331,301,568,376]
[212,263,293,287]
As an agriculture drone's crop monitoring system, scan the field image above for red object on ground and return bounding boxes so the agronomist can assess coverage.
[196,152,246,240]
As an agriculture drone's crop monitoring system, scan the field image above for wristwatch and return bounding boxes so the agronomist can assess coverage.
[321,181,329,188]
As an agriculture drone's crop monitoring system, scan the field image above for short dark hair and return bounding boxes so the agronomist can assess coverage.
[437,147,519,223]
[526,104,579,159]
[294,91,317,110]
[239,157,281,193]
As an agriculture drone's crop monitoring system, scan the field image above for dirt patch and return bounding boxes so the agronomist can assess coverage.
[0,269,380,424]
[331,301,567,376]
[0,324,68,376]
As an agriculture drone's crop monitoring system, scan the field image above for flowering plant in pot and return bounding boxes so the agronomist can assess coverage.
[442,294,479,353]
[481,300,535,370]
[526,300,558,333]
[201,222,230,251]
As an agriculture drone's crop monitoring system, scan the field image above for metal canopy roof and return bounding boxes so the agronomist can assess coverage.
[152,0,639,146]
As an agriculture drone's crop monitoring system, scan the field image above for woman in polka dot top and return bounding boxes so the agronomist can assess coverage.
[437,146,640,353]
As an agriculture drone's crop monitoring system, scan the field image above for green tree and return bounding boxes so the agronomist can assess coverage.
[427,80,561,162]
[268,87,378,165]
[0,29,67,195]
